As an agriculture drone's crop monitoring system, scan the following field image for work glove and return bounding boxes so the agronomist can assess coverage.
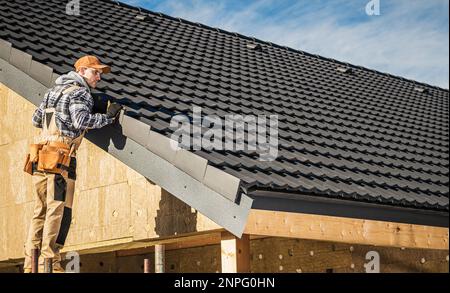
[106,102,123,119]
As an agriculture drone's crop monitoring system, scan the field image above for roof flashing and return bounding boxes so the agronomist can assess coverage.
[0,39,12,61]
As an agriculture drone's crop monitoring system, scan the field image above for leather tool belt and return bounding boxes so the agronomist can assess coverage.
[23,141,74,178]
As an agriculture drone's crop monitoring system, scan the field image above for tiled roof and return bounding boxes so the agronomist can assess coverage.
[1,0,448,212]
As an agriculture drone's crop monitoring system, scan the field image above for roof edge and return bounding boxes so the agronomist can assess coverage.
[0,39,55,88]
[249,190,449,228]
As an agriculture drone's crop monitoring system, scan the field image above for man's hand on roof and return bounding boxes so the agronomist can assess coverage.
[106,102,123,119]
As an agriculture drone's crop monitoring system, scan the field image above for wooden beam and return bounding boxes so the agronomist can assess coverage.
[155,244,165,273]
[116,234,268,258]
[143,259,151,273]
[43,258,52,273]
[62,230,225,257]
[220,232,250,273]
[117,233,222,257]
[31,248,39,274]
[244,210,449,250]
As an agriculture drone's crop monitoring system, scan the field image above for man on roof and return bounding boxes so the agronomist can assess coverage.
[23,55,123,273]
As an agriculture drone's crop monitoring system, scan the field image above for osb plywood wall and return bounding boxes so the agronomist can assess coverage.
[2,237,447,273]
[0,83,219,263]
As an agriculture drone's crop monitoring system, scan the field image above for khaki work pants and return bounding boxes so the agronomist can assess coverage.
[23,171,75,271]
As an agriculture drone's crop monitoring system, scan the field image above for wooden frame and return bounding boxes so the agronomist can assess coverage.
[244,210,449,250]
[58,209,448,260]
[220,232,250,273]
[65,209,447,259]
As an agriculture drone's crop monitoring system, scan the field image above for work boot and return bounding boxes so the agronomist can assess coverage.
[23,265,44,273]
[24,266,65,273]
[25,264,65,273]
[53,263,65,273]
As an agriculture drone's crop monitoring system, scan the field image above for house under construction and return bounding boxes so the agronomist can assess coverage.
[0,0,448,273]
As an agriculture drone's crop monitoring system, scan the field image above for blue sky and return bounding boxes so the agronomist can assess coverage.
[121,0,449,89]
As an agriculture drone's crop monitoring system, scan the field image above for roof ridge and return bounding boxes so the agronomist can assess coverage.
[107,0,449,93]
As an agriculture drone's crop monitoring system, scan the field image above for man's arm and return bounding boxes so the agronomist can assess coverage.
[69,89,114,130]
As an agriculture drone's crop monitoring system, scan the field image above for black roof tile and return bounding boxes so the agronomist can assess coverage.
[1,0,448,212]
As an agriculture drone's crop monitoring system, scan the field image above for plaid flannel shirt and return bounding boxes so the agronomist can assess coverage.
[32,84,113,138]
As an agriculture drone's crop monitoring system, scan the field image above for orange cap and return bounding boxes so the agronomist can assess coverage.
[74,55,111,74]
